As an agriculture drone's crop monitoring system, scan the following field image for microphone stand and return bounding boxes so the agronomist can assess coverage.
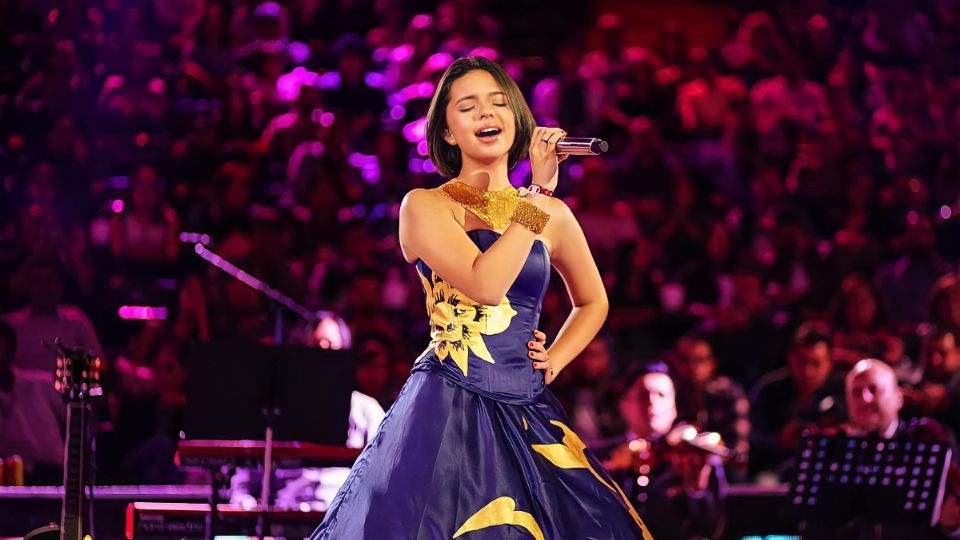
[191,243,350,538]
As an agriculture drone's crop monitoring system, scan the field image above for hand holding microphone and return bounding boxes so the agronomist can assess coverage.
[529,128,609,197]
[529,127,567,192]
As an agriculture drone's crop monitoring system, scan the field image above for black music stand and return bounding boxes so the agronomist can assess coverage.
[184,341,354,443]
[788,433,953,535]
[183,341,355,539]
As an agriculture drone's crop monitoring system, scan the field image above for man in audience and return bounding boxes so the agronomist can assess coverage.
[750,322,844,477]
[904,328,960,437]
[845,358,907,437]
[805,359,960,538]
[673,332,751,476]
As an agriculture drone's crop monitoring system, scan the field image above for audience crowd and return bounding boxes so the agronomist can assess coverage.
[1,1,959,510]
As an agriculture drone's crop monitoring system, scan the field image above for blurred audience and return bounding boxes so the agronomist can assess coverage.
[1,0,960,497]
[552,334,622,443]
[904,327,960,437]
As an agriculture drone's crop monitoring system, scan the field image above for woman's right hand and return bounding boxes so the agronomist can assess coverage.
[528,126,567,192]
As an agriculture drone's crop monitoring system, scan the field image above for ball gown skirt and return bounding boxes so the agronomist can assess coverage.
[310,230,652,539]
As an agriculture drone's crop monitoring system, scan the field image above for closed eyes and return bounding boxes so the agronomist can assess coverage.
[458,103,507,112]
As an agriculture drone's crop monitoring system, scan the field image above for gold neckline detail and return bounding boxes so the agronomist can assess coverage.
[449,179,517,194]
[440,180,522,231]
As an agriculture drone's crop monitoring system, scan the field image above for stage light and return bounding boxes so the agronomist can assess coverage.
[179,232,211,245]
[118,306,168,321]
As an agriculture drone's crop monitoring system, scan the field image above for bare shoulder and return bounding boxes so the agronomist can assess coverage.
[400,185,455,217]
[400,186,440,212]
[545,196,577,229]
[399,185,457,263]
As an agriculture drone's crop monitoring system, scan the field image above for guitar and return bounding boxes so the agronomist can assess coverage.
[25,345,102,540]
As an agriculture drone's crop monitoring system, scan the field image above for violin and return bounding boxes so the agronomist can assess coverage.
[606,424,733,494]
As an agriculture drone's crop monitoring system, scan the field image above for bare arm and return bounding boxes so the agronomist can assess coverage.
[540,199,608,379]
[399,188,548,306]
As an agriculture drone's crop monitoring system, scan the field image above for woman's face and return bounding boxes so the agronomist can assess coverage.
[444,70,516,170]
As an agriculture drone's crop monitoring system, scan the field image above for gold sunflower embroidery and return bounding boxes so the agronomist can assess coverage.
[417,267,517,376]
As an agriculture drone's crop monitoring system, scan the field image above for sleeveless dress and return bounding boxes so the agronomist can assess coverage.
[310,228,653,539]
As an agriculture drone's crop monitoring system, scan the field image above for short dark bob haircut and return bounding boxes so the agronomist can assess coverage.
[426,56,535,178]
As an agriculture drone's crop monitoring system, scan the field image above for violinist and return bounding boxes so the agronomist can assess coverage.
[603,361,728,540]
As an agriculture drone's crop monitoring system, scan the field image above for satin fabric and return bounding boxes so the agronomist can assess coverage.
[310,230,651,539]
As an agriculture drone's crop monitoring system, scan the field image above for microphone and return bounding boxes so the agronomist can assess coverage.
[556,137,608,155]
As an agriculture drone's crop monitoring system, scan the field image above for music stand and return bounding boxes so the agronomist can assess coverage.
[184,341,354,443]
[788,433,953,532]
[183,341,355,538]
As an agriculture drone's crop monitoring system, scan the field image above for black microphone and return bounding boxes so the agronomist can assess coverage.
[556,137,608,155]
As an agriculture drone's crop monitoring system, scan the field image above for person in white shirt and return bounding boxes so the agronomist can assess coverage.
[0,258,102,482]
[230,390,386,509]
[4,259,102,372]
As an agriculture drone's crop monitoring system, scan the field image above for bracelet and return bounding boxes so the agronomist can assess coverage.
[509,200,550,234]
[528,184,554,197]
[518,184,554,198]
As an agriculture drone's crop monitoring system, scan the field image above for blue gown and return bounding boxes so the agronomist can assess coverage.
[311,229,652,539]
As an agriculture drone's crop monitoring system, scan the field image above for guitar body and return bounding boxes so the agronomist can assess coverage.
[24,529,91,540]
[23,525,60,540]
